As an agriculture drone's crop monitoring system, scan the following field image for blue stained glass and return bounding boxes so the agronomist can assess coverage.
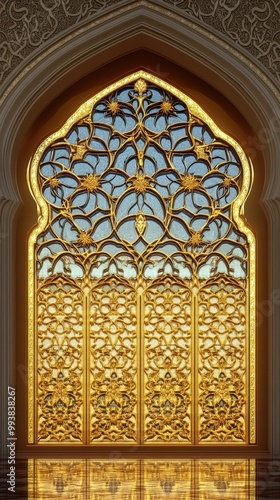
[174,138,192,151]
[157,243,180,255]
[92,218,112,241]
[143,193,165,218]
[202,222,219,242]
[150,89,163,101]
[160,136,172,150]
[136,138,145,149]
[89,139,107,151]
[109,137,121,150]
[94,127,111,143]
[41,162,62,177]
[212,148,228,161]
[170,126,188,144]
[144,115,166,132]
[219,186,238,206]
[117,220,138,242]
[170,219,190,240]
[191,217,208,232]
[73,161,93,176]
[95,155,110,175]
[144,220,164,242]
[145,145,167,172]
[72,216,92,232]
[134,240,147,254]
[67,126,90,144]
[187,160,209,177]
[219,163,240,177]
[53,148,70,167]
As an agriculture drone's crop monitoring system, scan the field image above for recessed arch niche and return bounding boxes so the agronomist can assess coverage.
[0,3,278,455]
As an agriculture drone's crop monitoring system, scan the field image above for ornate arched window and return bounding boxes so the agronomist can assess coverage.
[28,71,255,445]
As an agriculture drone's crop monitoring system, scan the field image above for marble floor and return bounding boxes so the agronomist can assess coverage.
[1,457,280,499]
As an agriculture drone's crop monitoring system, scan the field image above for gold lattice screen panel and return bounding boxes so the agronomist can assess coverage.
[28,71,255,445]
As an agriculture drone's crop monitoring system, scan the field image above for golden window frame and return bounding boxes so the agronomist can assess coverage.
[27,71,255,445]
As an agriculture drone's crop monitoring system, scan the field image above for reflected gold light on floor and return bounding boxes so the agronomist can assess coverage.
[197,460,255,500]
[28,459,255,499]
[143,460,192,498]
[89,461,138,498]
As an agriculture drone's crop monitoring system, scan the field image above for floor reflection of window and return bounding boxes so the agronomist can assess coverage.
[28,459,255,498]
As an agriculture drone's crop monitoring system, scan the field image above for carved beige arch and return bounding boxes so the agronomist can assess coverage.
[0,1,279,456]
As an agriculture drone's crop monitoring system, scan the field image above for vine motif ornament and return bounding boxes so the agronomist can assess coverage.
[0,0,279,85]
[28,71,255,444]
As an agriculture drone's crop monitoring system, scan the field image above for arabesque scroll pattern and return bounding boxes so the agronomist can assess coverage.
[29,72,254,445]
[144,279,192,442]
[90,279,138,442]
[37,277,84,442]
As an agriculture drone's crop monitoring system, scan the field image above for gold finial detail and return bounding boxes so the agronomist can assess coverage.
[134,78,147,97]
[189,232,203,246]
[135,212,146,235]
[181,174,200,191]
[81,174,100,192]
[132,174,150,193]
[138,150,144,168]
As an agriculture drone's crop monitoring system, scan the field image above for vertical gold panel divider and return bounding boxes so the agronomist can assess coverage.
[84,287,89,445]
[138,290,143,445]
[28,244,35,444]
[192,286,197,445]
[249,230,256,443]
